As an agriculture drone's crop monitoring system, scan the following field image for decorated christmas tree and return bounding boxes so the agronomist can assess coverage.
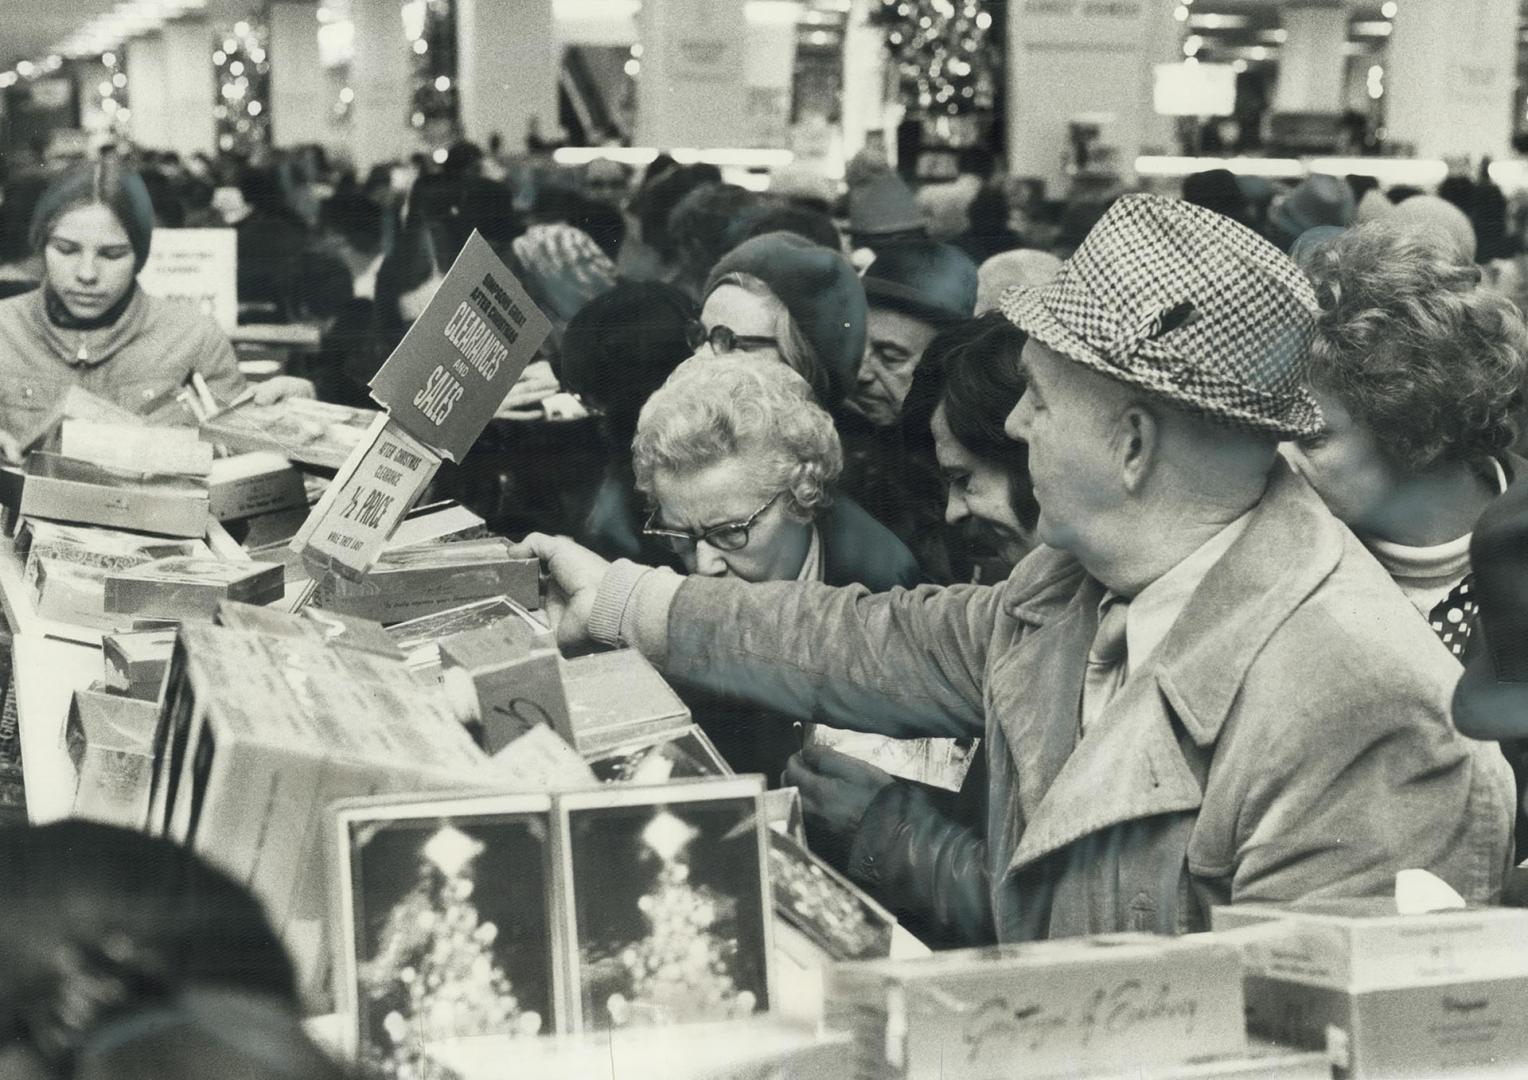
[604,811,760,1028]
[361,826,542,1080]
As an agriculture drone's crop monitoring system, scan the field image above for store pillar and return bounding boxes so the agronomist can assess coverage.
[456,0,557,151]
[842,0,891,161]
[162,19,216,157]
[1004,0,1179,190]
[349,0,418,169]
[269,0,327,148]
[125,32,170,150]
[1274,4,1348,113]
[634,0,748,148]
[1385,0,1517,161]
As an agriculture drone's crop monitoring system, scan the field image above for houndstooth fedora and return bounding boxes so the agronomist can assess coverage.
[1000,193,1323,438]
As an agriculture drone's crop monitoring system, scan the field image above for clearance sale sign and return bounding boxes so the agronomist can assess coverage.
[369,230,552,463]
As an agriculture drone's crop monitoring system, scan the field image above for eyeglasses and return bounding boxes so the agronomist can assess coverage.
[642,492,785,554]
[685,321,780,355]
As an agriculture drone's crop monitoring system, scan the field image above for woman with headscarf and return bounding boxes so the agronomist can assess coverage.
[0,158,311,460]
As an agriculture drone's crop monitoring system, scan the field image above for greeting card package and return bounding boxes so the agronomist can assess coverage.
[214,600,404,660]
[207,451,308,522]
[314,539,540,625]
[330,792,564,1077]
[385,501,490,549]
[768,830,895,964]
[587,725,733,786]
[61,419,215,478]
[20,451,210,537]
[484,724,596,792]
[66,683,160,829]
[104,557,284,621]
[560,649,691,758]
[555,777,773,1036]
[149,624,490,942]
[102,629,178,700]
[199,397,378,471]
[1211,900,1528,1078]
[826,933,1247,1080]
[21,521,210,630]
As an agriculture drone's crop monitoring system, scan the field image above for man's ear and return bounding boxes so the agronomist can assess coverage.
[1116,402,1159,495]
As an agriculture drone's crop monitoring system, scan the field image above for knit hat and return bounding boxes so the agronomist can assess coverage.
[1388,194,1477,261]
[1451,475,1528,737]
[769,165,838,211]
[511,223,617,323]
[1354,187,1395,223]
[1000,193,1322,439]
[1268,174,1355,250]
[863,240,979,326]
[1182,168,1251,227]
[848,170,926,242]
[704,230,867,407]
[975,249,1062,315]
[30,162,156,272]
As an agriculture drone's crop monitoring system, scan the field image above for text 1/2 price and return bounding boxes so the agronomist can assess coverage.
[339,486,396,530]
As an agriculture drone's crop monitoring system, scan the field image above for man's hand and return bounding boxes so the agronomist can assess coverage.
[785,745,897,853]
[506,532,611,647]
[250,376,318,405]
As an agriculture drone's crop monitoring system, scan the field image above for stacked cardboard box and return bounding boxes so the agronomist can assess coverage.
[1213,900,1528,1078]
[313,538,539,624]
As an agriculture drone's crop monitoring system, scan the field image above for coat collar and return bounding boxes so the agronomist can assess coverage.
[28,282,148,368]
[999,460,1349,875]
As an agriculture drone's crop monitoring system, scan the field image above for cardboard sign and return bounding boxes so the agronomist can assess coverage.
[291,414,441,580]
[367,230,552,463]
[137,228,238,331]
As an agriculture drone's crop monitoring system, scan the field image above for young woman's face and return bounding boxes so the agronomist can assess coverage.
[44,203,138,321]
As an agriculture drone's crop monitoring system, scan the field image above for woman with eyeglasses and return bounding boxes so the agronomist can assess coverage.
[692,230,867,413]
[629,354,923,782]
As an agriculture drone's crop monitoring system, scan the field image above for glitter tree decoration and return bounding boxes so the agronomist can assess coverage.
[604,811,759,1028]
[869,0,1000,116]
[360,826,541,1080]
[213,19,271,153]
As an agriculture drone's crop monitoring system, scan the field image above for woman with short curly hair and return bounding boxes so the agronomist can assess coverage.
[1289,219,1528,661]
[632,354,919,589]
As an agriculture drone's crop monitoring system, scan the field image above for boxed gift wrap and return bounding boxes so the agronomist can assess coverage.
[386,500,489,548]
[21,521,210,629]
[587,725,732,786]
[388,597,552,680]
[1212,899,1528,1077]
[561,649,691,758]
[314,538,540,624]
[440,619,571,752]
[102,629,178,699]
[150,624,490,938]
[207,451,308,522]
[214,600,404,661]
[104,557,284,621]
[67,683,160,828]
[20,451,210,537]
[61,419,214,478]
[826,933,1247,1080]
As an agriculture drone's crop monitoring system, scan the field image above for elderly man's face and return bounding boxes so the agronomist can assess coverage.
[848,306,940,427]
[1004,339,1122,554]
[933,403,1031,567]
[1281,387,1401,538]
[651,457,812,583]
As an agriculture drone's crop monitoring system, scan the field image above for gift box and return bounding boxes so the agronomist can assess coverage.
[104,557,284,621]
[1212,900,1528,1078]
[484,724,597,791]
[827,933,1248,1080]
[314,539,539,624]
[61,419,214,478]
[102,629,178,700]
[66,684,160,829]
[21,521,209,630]
[151,624,490,940]
[386,501,489,549]
[207,452,308,522]
[586,726,732,786]
[561,649,691,758]
[20,451,210,538]
[199,397,379,471]
[387,597,550,680]
[439,619,571,752]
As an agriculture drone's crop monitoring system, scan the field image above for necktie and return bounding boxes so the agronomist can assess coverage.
[1081,595,1130,734]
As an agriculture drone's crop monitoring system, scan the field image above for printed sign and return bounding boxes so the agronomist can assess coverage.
[137,228,238,331]
[368,230,552,463]
[291,414,441,580]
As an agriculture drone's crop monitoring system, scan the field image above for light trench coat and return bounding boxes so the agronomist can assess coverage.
[660,462,1516,941]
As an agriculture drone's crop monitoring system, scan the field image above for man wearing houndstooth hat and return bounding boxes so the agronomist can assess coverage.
[516,194,1515,943]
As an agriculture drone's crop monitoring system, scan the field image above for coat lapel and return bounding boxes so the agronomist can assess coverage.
[1000,461,1348,876]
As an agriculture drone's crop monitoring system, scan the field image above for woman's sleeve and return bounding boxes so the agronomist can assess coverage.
[194,321,247,406]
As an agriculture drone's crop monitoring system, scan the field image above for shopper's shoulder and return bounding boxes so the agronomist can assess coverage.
[999,544,1087,616]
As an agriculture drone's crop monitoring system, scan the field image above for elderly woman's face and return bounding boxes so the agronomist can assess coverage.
[698,285,786,361]
[44,203,137,321]
[1282,387,1401,536]
[651,457,812,583]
